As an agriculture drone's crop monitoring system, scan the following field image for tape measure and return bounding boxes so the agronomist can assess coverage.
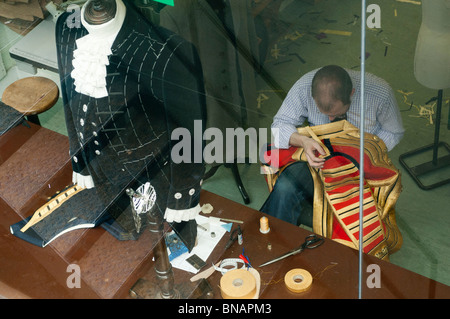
[284,268,313,293]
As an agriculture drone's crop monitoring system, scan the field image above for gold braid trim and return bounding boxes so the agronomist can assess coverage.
[20,185,85,232]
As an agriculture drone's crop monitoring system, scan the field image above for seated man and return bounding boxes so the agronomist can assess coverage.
[260,65,404,227]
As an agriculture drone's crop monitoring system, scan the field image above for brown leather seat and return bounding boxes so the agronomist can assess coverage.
[2,76,59,125]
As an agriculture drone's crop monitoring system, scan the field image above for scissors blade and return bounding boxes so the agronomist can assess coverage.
[258,251,296,267]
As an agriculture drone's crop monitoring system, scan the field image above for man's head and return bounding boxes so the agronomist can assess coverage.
[311,65,354,122]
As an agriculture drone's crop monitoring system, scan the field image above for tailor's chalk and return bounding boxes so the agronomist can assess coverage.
[221,223,233,232]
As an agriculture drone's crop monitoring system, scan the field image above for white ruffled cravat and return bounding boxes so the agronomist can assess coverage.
[71,0,126,98]
[71,0,126,188]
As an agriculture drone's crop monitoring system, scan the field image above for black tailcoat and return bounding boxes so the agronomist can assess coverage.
[11,2,206,250]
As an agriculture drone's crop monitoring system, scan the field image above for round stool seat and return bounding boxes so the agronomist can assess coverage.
[2,76,59,116]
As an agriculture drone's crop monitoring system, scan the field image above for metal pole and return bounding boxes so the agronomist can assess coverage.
[432,89,443,165]
[359,0,367,300]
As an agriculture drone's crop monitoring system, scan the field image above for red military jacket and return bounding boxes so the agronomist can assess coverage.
[262,121,402,260]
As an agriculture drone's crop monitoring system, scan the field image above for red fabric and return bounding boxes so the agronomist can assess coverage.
[263,143,396,181]
[324,154,384,254]
[263,146,297,169]
[332,192,372,211]
[332,145,396,180]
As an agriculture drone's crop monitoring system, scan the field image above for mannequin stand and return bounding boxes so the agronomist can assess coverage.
[129,207,178,299]
[399,89,450,190]
[129,208,213,299]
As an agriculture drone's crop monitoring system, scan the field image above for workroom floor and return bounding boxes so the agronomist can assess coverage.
[1,0,449,290]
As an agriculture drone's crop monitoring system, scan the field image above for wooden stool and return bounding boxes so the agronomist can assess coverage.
[1,76,59,125]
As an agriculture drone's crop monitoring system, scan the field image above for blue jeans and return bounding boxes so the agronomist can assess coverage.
[260,161,314,227]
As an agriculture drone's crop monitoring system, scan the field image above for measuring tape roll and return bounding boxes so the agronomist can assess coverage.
[220,269,257,299]
[213,258,246,275]
[284,268,313,293]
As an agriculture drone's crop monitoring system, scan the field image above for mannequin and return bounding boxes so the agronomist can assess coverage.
[12,0,207,252]
[83,0,117,25]
[400,0,450,190]
[414,0,450,90]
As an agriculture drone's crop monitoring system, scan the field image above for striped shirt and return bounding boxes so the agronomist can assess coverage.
[272,69,404,151]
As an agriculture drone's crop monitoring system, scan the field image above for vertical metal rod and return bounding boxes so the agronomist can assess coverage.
[148,209,178,299]
[432,89,443,165]
[359,0,367,300]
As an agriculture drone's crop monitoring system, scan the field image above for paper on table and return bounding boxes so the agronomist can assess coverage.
[170,215,227,273]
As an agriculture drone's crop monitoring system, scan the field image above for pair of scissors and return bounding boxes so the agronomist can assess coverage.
[258,234,324,267]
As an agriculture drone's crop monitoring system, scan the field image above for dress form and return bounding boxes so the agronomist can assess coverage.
[414,0,450,90]
[399,0,450,190]
[13,0,206,246]
[83,0,117,25]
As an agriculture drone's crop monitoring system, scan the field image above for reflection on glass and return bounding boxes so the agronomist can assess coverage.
[0,0,449,298]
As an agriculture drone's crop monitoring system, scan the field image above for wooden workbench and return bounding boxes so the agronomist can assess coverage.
[1,122,449,299]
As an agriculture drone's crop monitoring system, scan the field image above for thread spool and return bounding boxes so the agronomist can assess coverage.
[220,269,257,299]
[259,216,270,234]
[284,268,313,293]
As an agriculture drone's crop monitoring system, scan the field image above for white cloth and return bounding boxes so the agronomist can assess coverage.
[71,0,126,98]
[164,204,201,223]
[72,171,95,189]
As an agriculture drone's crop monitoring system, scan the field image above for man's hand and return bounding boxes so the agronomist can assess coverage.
[302,137,326,169]
[289,132,326,169]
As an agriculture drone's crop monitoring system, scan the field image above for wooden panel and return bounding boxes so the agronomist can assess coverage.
[0,124,155,299]
[0,197,100,299]
[0,122,39,165]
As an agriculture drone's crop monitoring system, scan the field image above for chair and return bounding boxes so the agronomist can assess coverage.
[1,76,59,126]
